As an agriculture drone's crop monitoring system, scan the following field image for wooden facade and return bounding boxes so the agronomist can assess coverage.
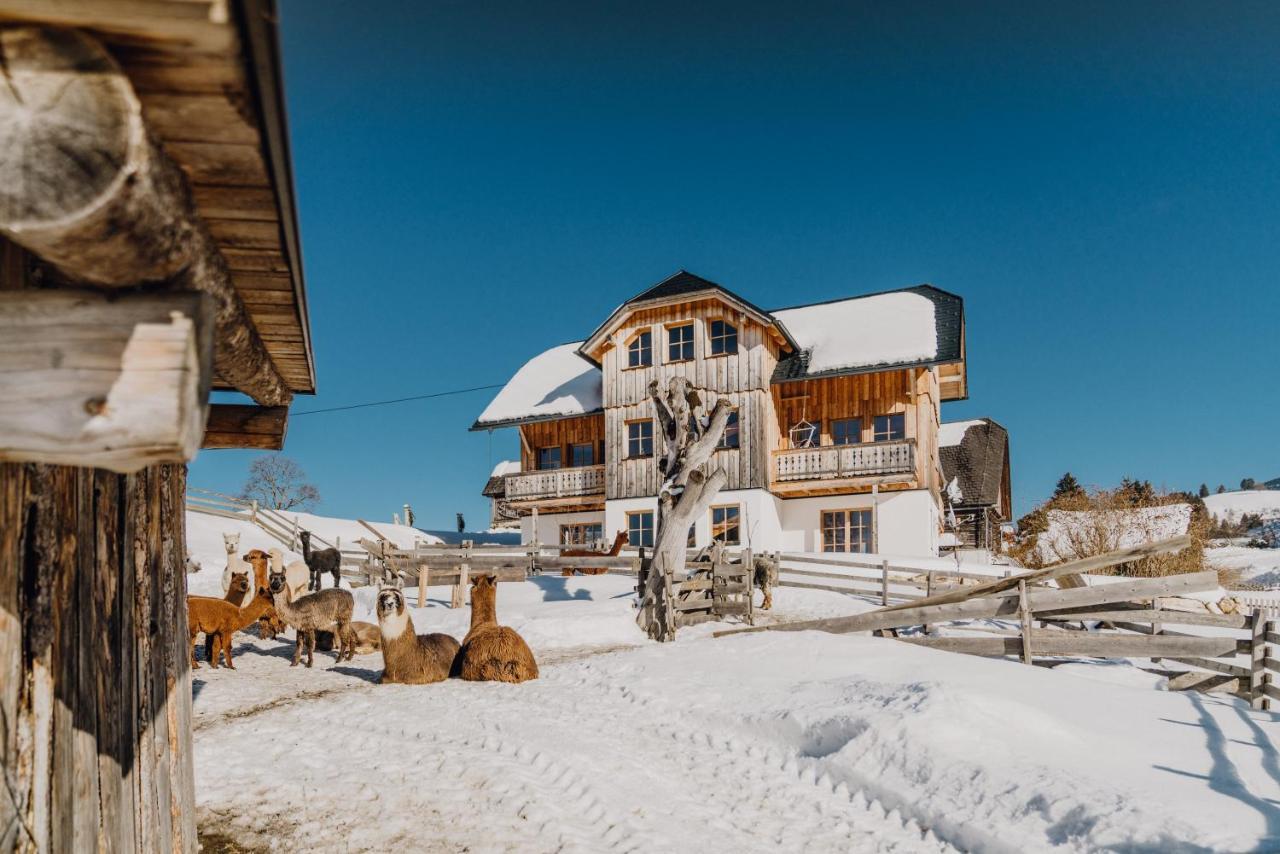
[1,462,196,852]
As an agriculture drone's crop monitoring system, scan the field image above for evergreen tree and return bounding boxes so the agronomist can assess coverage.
[1052,472,1083,500]
[1217,484,1226,494]
[1242,477,1257,490]
[1198,483,1209,498]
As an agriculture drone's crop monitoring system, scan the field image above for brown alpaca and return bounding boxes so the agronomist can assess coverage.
[375,587,458,684]
[452,574,538,683]
[561,530,628,576]
[187,589,275,670]
[198,572,251,662]
[243,549,287,638]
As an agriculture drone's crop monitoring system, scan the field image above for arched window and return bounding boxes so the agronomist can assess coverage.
[627,330,652,368]
[709,320,738,355]
[789,419,818,449]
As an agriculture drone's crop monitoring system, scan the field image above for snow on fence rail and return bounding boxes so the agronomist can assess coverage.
[186,487,368,568]
[775,552,1006,606]
[721,536,1280,708]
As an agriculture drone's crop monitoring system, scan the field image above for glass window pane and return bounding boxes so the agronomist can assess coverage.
[717,412,740,449]
[712,506,740,545]
[628,331,652,367]
[570,442,594,467]
[710,320,737,355]
[538,447,561,470]
[668,324,694,361]
[628,512,654,548]
[874,413,905,442]
[627,421,653,457]
[832,418,862,446]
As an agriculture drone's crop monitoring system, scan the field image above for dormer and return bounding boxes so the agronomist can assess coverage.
[577,271,795,365]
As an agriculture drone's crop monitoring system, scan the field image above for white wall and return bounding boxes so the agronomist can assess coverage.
[605,489,782,550]
[604,496,657,545]
[519,510,605,545]
[776,489,938,556]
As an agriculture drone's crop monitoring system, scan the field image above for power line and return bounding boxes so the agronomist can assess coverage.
[291,383,505,417]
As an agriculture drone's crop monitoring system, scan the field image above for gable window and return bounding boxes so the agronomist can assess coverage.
[709,320,738,356]
[626,420,653,458]
[627,330,652,368]
[788,419,818,449]
[873,413,906,442]
[537,446,561,470]
[667,323,694,362]
[561,523,603,546]
[711,505,741,545]
[627,511,654,548]
[717,412,740,449]
[570,442,595,467]
[822,509,873,553]
[831,418,862,446]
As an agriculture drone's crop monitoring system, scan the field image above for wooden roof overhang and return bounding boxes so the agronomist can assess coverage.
[577,288,795,365]
[0,0,314,454]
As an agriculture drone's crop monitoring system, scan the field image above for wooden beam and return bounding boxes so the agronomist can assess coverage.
[0,26,291,406]
[200,403,287,450]
[0,1,233,51]
[0,289,212,472]
[899,632,1239,659]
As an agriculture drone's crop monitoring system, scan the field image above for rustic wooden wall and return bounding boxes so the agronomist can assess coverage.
[0,462,197,853]
[601,300,779,499]
[518,416,606,470]
[772,370,915,449]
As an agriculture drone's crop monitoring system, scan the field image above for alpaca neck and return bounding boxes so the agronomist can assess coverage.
[235,593,274,632]
[301,539,312,560]
[380,607,412,641]
[470,590,497,629]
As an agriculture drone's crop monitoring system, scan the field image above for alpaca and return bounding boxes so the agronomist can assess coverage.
[375,586,458,684]
[349,621,382,655]
[299,529,342,591]
[221,532,250,595]
[195,571,250,662]
[268,566,356,667]
[561,530,628,576]
[187,589,275,669]
[452,574,538,683]
[243,550,287,638]
[269,547,310,599]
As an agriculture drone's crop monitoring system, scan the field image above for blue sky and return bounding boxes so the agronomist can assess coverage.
[192,0,1280,526]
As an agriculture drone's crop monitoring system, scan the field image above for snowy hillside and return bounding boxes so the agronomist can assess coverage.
[185,507,440,598]
[192,573,1279,852]
[1204,489,1280,522]
[1035,504,1191,564]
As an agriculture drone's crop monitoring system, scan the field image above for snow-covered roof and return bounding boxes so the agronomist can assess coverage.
[490,459,520,478]
[472,342,603,429]
[772,291,938,374]
[939,419,987,448]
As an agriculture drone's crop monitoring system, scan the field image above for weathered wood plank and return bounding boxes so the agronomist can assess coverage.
[1035,607,1250,630]
[201,403,288,450]
[900,632,1239,659]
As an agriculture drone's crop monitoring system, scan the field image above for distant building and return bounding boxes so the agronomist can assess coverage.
[938,418,1012,555]
[483,460,521,530]
[472,270,1010,555]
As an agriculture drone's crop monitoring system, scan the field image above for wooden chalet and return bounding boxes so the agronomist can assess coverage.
[475,271,1003,556]
[0,3,312,850]
[939,418,1013,554]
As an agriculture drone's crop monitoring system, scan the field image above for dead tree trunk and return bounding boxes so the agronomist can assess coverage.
[636,377,735,641]
[0,27,291,407]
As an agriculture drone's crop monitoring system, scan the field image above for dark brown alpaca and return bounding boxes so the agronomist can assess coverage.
[452,575,538,683]
[560,530,628,576]
[187,589,275,669]
[375,587,458,684]
[199,572,250,662]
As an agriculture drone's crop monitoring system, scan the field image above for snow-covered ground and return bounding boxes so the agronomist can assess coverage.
[1208,545,1280,589]
[1204,490,1280,522]
[192,566,1280,852]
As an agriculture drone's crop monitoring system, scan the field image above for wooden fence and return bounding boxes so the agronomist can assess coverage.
[720,535,1279,707]
[775,551,1006,606]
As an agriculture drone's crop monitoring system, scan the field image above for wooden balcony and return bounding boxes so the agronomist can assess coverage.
[771,440,916,494]
[505,464,606,505]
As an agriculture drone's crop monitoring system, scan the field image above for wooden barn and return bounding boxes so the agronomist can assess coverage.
[0,2,313,850]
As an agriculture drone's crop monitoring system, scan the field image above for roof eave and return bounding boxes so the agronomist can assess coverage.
[469,408,606,432]
[772,355,965,385]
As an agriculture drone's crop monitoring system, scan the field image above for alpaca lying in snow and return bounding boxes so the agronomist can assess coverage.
[269,566,356,667]
[375,586,458,684]
[452,574,538,683]
[220,532,250,596]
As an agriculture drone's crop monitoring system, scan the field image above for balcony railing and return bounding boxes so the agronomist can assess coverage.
[773,440,915,483]
[505,464,606,501]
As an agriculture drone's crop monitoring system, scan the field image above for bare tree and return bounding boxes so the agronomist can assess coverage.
[636,377,736,642]
[240,455,320,511]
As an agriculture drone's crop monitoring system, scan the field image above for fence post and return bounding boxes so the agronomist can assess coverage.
[1252,609,1267,710]
[880,559,889,606]
[1018,579,1033,666]
[742,546,754,626]
[923,571,934,633]
[291,516,299,551]
[1152,602,1162,665]
[251,499,258,523]
[1264,619,1275,712]
[453,540,472,610]
[417,563,428,609]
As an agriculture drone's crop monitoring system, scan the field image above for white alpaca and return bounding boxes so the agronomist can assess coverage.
[269,547,310,600]
[220,532,250,595]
